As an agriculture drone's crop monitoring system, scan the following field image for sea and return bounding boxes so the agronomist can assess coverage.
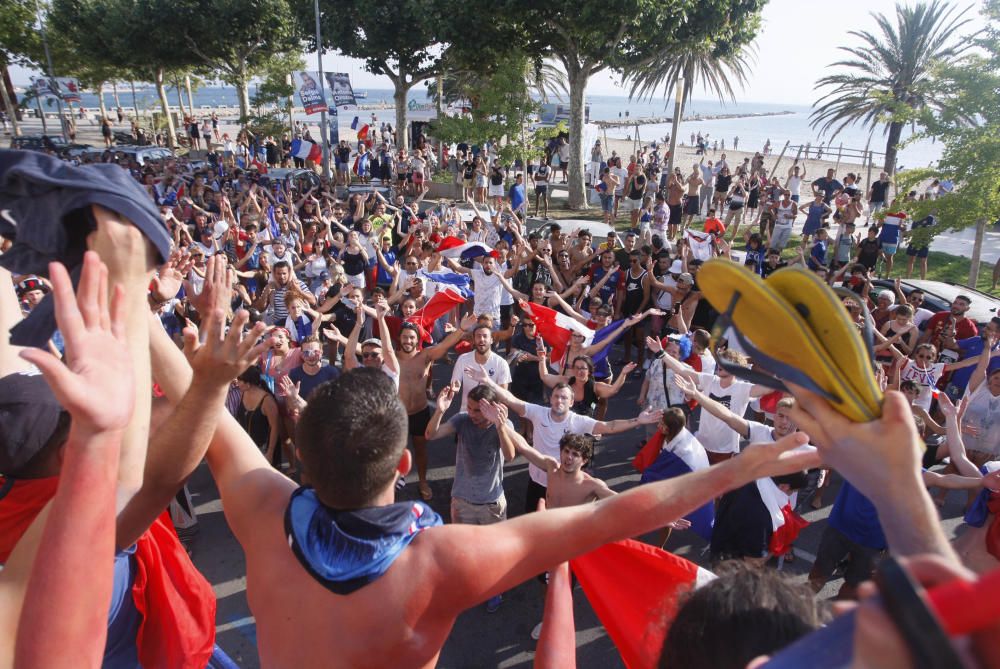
[76,85,942,169]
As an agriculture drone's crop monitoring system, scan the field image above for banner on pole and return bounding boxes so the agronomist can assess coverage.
[295,71,328,115]
[55,78,81,103]
[31,77,57,98]
[325,72,356,109]
[328,105,339,145]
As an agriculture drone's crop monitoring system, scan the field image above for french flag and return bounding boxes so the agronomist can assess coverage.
[757,477,809,557]
[291,138,322,163]
[436,236,496,261]
[407,288,467,343]
[520,300,594,364]
[422,270,473,299]
[571,539,715,669]
[634,428,714,541]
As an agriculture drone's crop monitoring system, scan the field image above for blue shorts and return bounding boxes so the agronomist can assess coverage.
[882,243,898,255]
[906,244,929,258]
[599,193,614,213]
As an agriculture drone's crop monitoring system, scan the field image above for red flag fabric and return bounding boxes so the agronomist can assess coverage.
[408,289,466,343]
[758,389,786,416]
[633,430,666,473]
[132,512,216,669]
[768,505,809,556]
[307,142,323,163]
[357,124,370,140]
[570,539,714,669]
[523,300,593,366]
[986,493,1000,560]
[0,476,59,563]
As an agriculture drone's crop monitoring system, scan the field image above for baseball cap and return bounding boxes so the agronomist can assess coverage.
[16,276,47,296]
[361,337,383,347]
[0,372,66,474]
[678,272,694,285]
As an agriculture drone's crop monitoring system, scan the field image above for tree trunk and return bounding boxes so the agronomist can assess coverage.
[96,81,108,121]
[130,80,139,119]
[0,64,21,136]
[154,69,177,148]
[566,66,590,209]
[968,217,986,288]
[174,77,188,119]
[883,121,904,174]
[185,74,195,115]
[112,81,121,109]
[237,81,251,124]
[393,82,410,151]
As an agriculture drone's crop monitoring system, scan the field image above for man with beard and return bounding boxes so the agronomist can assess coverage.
[466,367,662,514]
[345,301,400,387]
[921,294,979,360]
[450,324,512,410]
[444,254,518,327]
[396,314,477,500]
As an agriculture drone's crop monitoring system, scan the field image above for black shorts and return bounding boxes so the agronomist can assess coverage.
[683,196,700,216]
[668,203,682,224]
[535,185,548,195]
[906,245,929,258]
[408,405,432,437]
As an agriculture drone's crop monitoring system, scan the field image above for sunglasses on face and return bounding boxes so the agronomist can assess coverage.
[362,351,382,359]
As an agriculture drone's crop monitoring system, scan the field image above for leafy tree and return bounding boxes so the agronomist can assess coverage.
[246,53,305,140]
[174,0,301,122]
[0,0,40,133]
[296,0,454,151]
[810,0,973,174]
[896,0,1000,287]
[499,0,765,209]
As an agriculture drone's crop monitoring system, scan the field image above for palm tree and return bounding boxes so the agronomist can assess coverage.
[810,0,972,173]
[624,40,755,118]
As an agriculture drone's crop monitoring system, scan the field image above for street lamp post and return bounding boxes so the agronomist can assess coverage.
[313,0,331,179]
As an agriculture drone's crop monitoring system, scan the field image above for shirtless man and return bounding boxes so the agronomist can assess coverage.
[683,165,705,231]
[515,431,614,507]
[169,355,819,668]
[396,313,477,500]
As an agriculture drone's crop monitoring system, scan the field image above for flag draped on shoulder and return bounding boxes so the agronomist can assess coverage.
[407,288,467,344]
[571,539,715,669]
[422,270,473,299]
[634,428,714,541]
[756,477,809,557]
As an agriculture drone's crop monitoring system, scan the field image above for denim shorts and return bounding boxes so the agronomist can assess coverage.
[600,193,614,212]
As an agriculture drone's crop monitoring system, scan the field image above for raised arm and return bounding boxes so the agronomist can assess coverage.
[375,301,399,377]
[465,365,528,417]
[967,335,996,394]
[344,304,365,370]
[674,375,750,437]
[595,362,637,399]
[645,337,699,385]
[424,383,460,442]
[592,407,663,435]
[538,349,569,389]
[479,400,520,462]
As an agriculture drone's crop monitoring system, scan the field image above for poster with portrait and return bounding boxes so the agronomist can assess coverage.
[328,104,339,145]
[296,71,328,115]
[324,72,356,109]
[31,77,57,98]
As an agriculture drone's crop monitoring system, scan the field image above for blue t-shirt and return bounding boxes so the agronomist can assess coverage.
[812,177,843,203]
[827,481,887,550]
[909,215,935,249]
[509,183,526,212]
[288,364,341,402]
[590,265,622,305]
[105,547,141,668]
[946,336,1000,396]
[745,246,765,276]
[376,247,398,285]
[879,218,903,245]
[808,239,828,269]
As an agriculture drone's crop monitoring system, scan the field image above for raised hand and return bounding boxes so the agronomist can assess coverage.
[478,399,508,426]
[150,250,194,303]
[189,255,234,317]
[436,383,456,413]
[278,375,302,404]
[645,335,663,353]
[938,392,959,420]
[621,361,637,376]
[20,252,134,434]
[673,374,698,398]
[637,408,664,424]
[666,518,692,531]
[464,364,490,384]
[459,312,478,330]
[183,308,268,388]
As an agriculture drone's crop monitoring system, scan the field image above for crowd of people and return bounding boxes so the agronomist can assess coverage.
[0,121,999,669]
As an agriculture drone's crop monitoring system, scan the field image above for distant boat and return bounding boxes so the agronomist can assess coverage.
[355,91,367,99]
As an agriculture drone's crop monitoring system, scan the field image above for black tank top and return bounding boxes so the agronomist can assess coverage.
[628,175,646,200]
[235,393,271,451]
[622,267,647,315]
[569,376,598,416]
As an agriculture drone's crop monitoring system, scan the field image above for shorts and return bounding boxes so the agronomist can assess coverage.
[810,525,884,587]
[882,243,898,255]
[488,183,504,197]
[525,480,547,515]
[337,162,349,171]
[684,196,700,216]
[408,405,432,437]
[870,201,885,214]
[412,172,424,184]
[629,197,643,210]
[463,178,473,189]
[791,194,800,203]
[769,223,793,251]
[451,493,507,525]
[599,193,614,213]
[906,245,929,258]
[668,203,682,224]
[476,175,488,188]
[345,272,366,289]
[706,451,736,466]
[535,185,548,195]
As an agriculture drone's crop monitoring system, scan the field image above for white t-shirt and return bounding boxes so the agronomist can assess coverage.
[699,352,717,376]
[695,372,754,453]
[899,359,946,411]
[612,166,628,195]
[471,267,504,320]
[522,403,598,487]
[962,384,1000,455]
[450,351,512,410]
[746,420,776,444]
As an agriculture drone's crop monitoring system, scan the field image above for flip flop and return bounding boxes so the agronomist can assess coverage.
[766,266,883,419]
[695,260,882,422]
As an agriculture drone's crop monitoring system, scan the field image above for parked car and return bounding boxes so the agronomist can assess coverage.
[526,218,615,247]
[8,134,68,152]
[870,278,1000,329]
[262,168,322,192]
[79,145,175,167]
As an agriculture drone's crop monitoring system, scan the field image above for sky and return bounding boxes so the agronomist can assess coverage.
[11,0,978,105]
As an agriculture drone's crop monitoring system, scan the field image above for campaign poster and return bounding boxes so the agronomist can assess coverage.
[328,104,339,145]
[32,77,57,98]
[55,78,81,103]
[296,71,328,115]
[325,72,356,109]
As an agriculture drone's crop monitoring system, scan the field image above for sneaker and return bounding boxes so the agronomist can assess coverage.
[486,595,502,613]
[531,621,543,640]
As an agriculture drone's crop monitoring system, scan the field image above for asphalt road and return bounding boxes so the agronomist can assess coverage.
[187,355,975,669]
